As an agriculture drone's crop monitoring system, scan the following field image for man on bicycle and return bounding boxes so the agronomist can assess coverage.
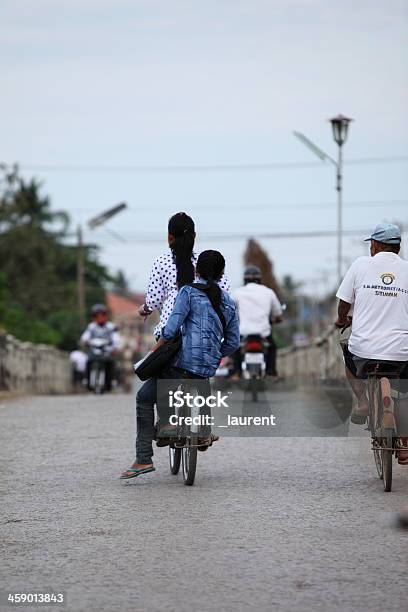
[335,223,408,464]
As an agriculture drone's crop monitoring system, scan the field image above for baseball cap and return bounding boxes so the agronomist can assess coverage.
[364,223,401,244]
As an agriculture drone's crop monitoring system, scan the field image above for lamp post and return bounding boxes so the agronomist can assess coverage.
[294,114,353,284]
[330,114,353,284]
[77,202,127,328]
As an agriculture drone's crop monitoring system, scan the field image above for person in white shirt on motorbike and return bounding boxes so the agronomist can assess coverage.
[232,265,283,380]
[80,304,122,391]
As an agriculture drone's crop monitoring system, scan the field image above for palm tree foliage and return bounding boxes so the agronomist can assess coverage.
[0,165,123,349]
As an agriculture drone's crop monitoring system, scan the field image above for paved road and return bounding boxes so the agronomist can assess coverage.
[1,389,407,612]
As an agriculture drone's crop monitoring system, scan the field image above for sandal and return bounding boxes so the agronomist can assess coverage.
[120,465,155,479]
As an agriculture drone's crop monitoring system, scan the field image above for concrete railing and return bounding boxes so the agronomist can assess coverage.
[0,332,73,394]
[278,327,345,381]
[0,326,345,394]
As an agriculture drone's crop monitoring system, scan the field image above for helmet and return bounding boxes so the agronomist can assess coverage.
[244,265,262,284]
[91,303,107,315]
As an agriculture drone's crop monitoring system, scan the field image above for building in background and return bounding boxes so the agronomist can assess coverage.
[106,292,157,391]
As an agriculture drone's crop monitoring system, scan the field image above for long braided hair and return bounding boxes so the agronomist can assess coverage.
[196,250,225,312]
[168,212,195,288]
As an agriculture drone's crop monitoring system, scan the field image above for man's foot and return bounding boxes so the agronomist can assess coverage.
[350,400,369,424]
[120,462,155,479]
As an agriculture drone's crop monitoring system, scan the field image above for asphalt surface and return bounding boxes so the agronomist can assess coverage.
[1,388,407,612]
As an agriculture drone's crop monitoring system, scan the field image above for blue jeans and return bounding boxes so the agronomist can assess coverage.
[135,378,157,464]
[135,375,180,464]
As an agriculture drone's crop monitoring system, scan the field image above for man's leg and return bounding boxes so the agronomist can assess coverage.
[86,359,92,390]
[105,359,113,391]
[342,345,368,424]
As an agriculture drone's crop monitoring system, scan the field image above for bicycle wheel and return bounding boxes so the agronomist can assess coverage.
[182,444,197,486]
[382,428,394,492]
[368,379,383,479]
[368,379,382,478]
[169,446,181,475]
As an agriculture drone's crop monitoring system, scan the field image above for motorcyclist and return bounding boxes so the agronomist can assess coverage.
[80,304,122,391]
[232,265,283,379]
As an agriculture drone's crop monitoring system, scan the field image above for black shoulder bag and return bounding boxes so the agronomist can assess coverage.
[134,334,182,381]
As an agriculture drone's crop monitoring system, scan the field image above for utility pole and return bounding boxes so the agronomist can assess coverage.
[294,114,353,285]
[77,225,85,330]
[76,202,127,329]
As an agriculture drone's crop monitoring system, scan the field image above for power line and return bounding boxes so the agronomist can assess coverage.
[75,228,393,243]
[14,155,408,174]
[69,199,408,214]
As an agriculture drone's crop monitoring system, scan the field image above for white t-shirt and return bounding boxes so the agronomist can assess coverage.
[336,252,408,361]
[233,282,282,337]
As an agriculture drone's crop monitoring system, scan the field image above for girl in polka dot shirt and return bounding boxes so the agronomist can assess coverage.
[139,212,230,337]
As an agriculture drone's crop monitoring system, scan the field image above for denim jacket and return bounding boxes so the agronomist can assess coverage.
[162,283,240,377]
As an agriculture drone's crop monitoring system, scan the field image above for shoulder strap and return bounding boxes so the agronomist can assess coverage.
[190,283,227,333]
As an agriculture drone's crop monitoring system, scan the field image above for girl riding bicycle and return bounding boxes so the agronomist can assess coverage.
[120,212,234,480]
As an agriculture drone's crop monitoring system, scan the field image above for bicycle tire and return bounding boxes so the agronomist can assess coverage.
[368,379,383,479]
[182,444,197,486]
[169,446,182,475]
[382,428,394,492]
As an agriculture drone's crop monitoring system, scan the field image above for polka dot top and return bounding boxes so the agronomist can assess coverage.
[145,250,230,337]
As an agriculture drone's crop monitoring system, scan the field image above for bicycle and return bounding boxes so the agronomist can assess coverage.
[365,361,405,492]
[166,381,210,486]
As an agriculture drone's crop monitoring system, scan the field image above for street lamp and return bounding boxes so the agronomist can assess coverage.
[77,202,127,328]
[330,114,352,146]
[294,114,353,284]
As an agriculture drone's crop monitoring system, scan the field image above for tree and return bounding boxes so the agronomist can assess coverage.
[243,238,282,298]
[0,165,113,349]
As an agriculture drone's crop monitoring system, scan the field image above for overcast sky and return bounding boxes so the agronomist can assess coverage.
[1,0,407,295]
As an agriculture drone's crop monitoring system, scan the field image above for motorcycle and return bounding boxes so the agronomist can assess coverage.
[87,337,113,394]
[241,334,267,402]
